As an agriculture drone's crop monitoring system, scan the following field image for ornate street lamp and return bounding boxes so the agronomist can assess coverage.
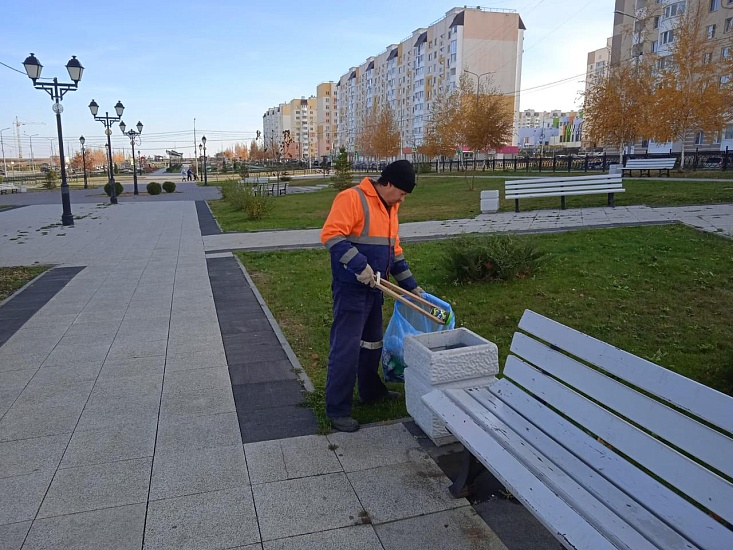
[90,99,124,204]
[22,52,83,226]
[79,136,88,189]
[119,120,143,195]
[200,135,208,186]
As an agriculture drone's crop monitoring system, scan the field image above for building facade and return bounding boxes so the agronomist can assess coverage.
[610,0,733,152]
[334,6,524,158]
[263,6,525,162]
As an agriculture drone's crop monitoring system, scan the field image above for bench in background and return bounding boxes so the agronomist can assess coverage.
[505,174,624,212]
[620,157,676,177]
[0,183,18,194]
[424,309,733,550]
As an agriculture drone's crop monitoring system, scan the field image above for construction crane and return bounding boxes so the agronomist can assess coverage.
[14,117,45,158]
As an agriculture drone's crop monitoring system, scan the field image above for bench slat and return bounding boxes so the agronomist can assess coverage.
[511,332,733,478]
[624,159,676,168]
[451,385,697,549]
[504,356,733,524]
[506,180,622,191]
[506,186,624,199]
[483,382,732,550]
[423,389,620,550]
[516,310,733,434]
[506,174,623,185]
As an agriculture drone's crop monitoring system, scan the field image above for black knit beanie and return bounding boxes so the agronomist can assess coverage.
[378,160,416,193]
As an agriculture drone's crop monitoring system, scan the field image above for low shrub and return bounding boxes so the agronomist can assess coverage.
[279,176,292,182]
[221,181,274,220]
[147,182,162,195]
[162,181,176,193]
[442,234,545,283]
[103,180,124,196]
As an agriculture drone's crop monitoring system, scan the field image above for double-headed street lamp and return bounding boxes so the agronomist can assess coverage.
[79,136,88,189]
[119,120,143,195]
[89,99,124,204]
[22,52,84,226]
[199,136,208,186]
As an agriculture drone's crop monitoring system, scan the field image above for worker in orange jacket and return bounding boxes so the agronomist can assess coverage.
[320,160,422,432]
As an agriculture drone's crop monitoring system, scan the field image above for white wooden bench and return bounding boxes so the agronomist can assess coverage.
[0,183,18,194]
[424,310,733,550]
[620,157,676,177]
[505,174,624,212]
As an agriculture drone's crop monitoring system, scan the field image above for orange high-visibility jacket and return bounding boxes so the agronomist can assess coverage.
[321,178,416,289]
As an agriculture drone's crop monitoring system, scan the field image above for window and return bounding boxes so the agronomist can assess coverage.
[652,40,659,52]
[707,24,716,39]
[710,0,719,11]
[724,124,733,140]
[661,30,675,44]
[654,15,660,29]
[663,1,685,18]
[723,46,732,60]
[694,131,704,145]
[704,52,713,63]
[725,18,733,33]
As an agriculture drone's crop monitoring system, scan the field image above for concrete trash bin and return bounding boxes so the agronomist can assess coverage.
[480,189,499,213]
[403,328,499,445]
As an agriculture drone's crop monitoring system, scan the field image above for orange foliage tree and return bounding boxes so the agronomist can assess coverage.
[646,0,733,166]
[356,104,400,160]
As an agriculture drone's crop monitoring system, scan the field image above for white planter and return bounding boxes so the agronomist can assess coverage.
[18,185,27,193]
[404,328,498,385]
[480,189,499,213]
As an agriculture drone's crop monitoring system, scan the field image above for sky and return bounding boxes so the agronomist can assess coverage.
[0,0,616,160]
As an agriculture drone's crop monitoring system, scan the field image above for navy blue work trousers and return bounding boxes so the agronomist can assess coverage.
[325,282,388,418]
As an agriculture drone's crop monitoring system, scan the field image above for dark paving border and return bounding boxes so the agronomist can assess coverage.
[207,256,318,443]
[0,266,85,347]
[196,200,221,236]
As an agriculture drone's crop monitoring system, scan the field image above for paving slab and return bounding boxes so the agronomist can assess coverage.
[347,458,467,525]
[0,433,69,478]
[374,507,507,550]
[60,422,157,469]
[0,469,54,524]
[149,443,249,500]
[144,487,259,550]
[244,434,342,485]
[0,520,32,550]
[327,422,424,472]
[252,472,364,542]
[262,524,383,550]
[22,503,146,550]
[37,457,152,519]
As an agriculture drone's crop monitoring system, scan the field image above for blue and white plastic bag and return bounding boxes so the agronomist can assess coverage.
[382,292,455,382]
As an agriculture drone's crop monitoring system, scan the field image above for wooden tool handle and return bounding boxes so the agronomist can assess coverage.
[377,278,437,310]
[375,281,446,325]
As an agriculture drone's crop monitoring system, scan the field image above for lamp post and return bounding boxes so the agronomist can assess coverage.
[89,99,124,204]
[79,136,88,189]
[22,52,83,226]
[199,136,208,185]
[0,127,9,177]
[119,120,143,195]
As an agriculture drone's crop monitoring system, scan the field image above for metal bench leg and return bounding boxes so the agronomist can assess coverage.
[514,199,519,213]
[608,193,615,207]
[560,196,566,210]
[449,448,486,498]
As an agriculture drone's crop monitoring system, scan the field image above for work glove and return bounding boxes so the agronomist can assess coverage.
[410,286,425,296]
[356,264,376,287]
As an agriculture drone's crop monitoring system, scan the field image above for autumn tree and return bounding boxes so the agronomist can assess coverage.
[583,59,656,155]
[423,86,462,160]
[646,0,733,167]
[357,104,400,161]
[69,148,107,171]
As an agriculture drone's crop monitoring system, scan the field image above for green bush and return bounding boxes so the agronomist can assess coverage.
[162,181,176,193]
[147,181,162,195]
[279,175,292,182]
[442,234,545,284]
[42,170,58,189]
[103,180,124,196]
[221,182,274,220]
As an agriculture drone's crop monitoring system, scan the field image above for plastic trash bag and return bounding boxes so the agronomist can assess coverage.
[382,292,455,382]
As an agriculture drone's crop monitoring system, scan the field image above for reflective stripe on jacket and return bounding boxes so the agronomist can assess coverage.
[321,178,416,289]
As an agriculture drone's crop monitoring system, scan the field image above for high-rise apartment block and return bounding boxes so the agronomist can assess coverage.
[609,0,733,152]
[264,6,525,162]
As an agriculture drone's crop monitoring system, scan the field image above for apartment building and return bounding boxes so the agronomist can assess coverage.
[334,6,525,157]
[316,82,338,160]
[610,0,733,152]
[516,110,584,150]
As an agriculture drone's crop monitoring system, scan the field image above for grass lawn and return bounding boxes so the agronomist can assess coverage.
[0,266,49,302]
[211,175,733,232]
[236,224,733,431]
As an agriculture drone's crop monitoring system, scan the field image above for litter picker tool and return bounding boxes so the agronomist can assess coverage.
[374,272,449,325]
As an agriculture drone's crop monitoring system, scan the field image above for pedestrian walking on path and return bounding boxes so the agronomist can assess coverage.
[320,160,423,432]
